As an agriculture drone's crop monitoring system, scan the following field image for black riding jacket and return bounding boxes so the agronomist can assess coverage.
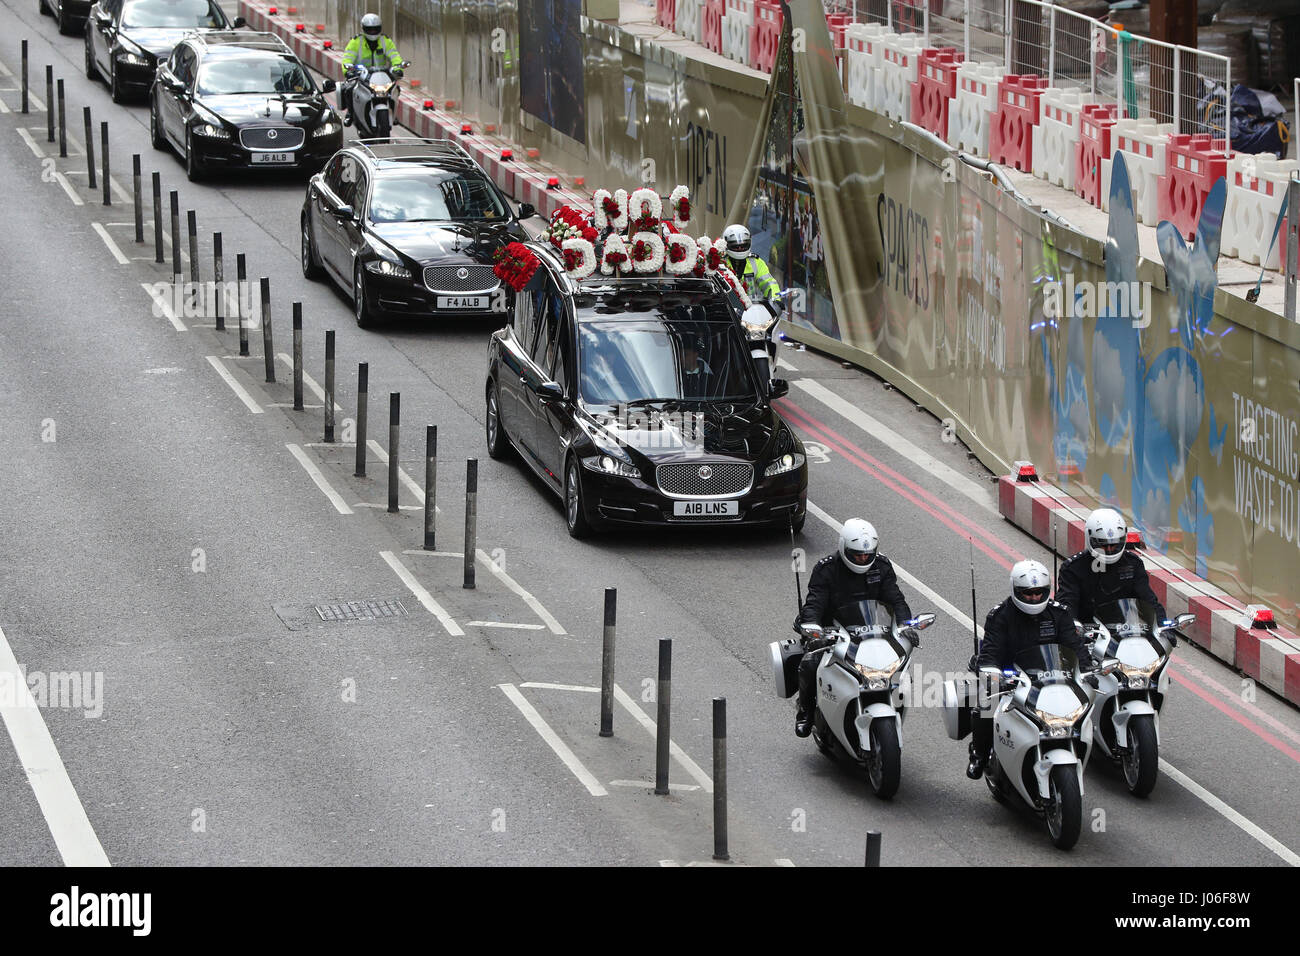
[1054,550,1166,625]
[975,598,1091,671]
[795,554,912,630]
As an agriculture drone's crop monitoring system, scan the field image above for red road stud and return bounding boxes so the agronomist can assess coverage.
[547,176,560,189]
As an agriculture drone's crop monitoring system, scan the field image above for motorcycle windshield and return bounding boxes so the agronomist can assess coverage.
[1095,597,1157,635]
[1015,642,1082,676]
[367,71,394,88]
[831,600,892,636]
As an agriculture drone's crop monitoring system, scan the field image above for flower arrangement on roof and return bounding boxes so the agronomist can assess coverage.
[492,242,540,292]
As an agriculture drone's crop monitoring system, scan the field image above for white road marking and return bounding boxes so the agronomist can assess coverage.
[1160,760,1300,866]
[353,502,423,511]
[16,127,44,157]
[498,684,607,797]
[0,98,9,114]
[466,621,546,630]
[204,356,263,414]
[275,353,342,411]
[142,282,187,332]
[476,550,566,635]
[267,402,324,409]
[793,379,997,515]
[809,498,1300,867]
[519,682,600,693]
[286,444,354,515]
[609,780,701,792]
[613,683,713,794]
[401,549,465,559]
[379,550,464,637]
[91,222,129,264]
[1172,656,1300,748]
[365,439,439,512]
[775,858,796,866]
[54,171,82,206]
[0,624,110,867]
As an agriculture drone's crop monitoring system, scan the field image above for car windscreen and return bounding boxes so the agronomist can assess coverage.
[122,0,226,28]
[576,312,758,406]
[196,55,313,96]
[369,173,508,223]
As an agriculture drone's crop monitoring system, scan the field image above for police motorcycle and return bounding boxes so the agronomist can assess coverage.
[739,288,794,395]
[345,60,406,141]
[1080,599,1195,797]
[943,642,1114,850]
[771,599,936,799]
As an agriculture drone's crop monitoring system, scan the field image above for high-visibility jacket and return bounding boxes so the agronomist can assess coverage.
[342,34,403,71]
[727,254,780,300]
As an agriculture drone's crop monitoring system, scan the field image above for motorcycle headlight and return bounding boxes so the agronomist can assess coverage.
[1034,702,1087,733]
[193,123,231,139]
[854,660,900,684]
[764,452,805,477]
[364,258,411,279]
[1119,659,1162,685]
[581,455,638,479]
[371,83,392,94]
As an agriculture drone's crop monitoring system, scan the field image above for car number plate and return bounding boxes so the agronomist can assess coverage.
[673,500,739,517]
[251,152,294,164]
[437,295,487,310]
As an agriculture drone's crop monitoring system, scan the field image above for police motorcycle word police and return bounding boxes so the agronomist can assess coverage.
[1081,598,1195,797]
[345,60,405,141]
[772,600,936,799]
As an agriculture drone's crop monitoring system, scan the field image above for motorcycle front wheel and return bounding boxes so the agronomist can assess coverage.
[866,719,901,799]
[1122,715,1159,797]
[374,109,391,141]
[1044,764,1082,850]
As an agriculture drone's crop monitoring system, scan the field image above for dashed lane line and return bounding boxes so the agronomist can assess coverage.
[285,443,354,515]
[466,621,546,630]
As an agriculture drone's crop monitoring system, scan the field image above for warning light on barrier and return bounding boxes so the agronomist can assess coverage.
[1014,461,1038,482]
[500,148,513,161]
[294,23,305,32]
[323,39,332,49]
[1247,605,1277,630]
[423,99,434,110]
[460,123,472,134]
[547,176,559,189]
[1125,528,1144,550]
[268,6,277,14]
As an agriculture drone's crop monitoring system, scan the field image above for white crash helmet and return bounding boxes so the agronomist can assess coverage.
[1085,508,1126,567]
[1010,559,1051,616]
[722,224,751,260]
[361,12,382,39]
[839,518,879,574]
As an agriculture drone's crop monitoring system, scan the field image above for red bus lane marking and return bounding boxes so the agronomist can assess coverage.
[1169,669,1300,767]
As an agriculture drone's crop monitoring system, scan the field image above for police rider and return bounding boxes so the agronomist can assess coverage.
[721,224,780,301]
[340,13,405,125]
[792,519,915,738]
[1054,508,1167,630]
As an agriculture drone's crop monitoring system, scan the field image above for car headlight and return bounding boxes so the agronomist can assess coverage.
[313,120,341,138]
[116,51,149,66]
[193,123,231,139]
[581,455,639,478]
[765,452,805,477]
[364,259,411,279]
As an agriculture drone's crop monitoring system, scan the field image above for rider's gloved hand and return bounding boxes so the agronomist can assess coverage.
[900,627,921,649]
[392,67,404,78]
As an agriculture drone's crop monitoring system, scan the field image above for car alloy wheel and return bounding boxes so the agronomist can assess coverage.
[353,264,372,329]
[300,215,322,280]
[84,34,95,80]
[185,131,203,182]
[565,457,593,539]
[485,384,508,460]
[150,97,165,151]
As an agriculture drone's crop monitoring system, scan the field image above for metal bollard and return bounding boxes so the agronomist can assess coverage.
[169,190,180,280]
[45,66,53,142]
[463,459,477,589]
[654,639,672,794]
[236,254,249,356]
[423,426,437,550]
[600,588,616,737]
[21,41,28,114]
[152,172,163,263]
[212,232,224,330]
[260,277,275,383]
[865,831,882,867]
[57,79,66,157]
[132,154,143,242]
[187,210,199,286]
[100,122,109,206]
[83,107,95,190]
[292,305,304,411]
[387,393,400,513]
[323,329,335,438]
[713,697,728,861]
[354,363,368,477]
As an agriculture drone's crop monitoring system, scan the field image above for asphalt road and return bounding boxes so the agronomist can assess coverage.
[1,0,1298,867]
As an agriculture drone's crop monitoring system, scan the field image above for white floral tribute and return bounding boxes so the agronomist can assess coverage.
[593,188,628,233]
[561,237,598,280]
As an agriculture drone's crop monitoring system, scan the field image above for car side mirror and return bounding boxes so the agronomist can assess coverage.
[768,378,789,400]
[517,202,536,220]
[331,204,356,222]
[321,78,336,93]
[232,16,247,27]
[534,381,564,403]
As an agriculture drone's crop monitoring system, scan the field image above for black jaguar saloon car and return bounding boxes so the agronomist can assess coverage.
[150,31,342,181]
[485,243,809,537]
[300,139,535,328]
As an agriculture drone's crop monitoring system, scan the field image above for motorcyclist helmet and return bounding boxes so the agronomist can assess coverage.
[361,13,382,40]
[1010,559,1051,616]
[839,518,878,574]
[722,224,751,260]
[1085,508,1126,566]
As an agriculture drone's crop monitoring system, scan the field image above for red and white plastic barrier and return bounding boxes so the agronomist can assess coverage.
[1073,103,1118,207]
[720,0,753,67]
[1158,134,1232,241]
[910,47,963,141]
[987,74,1048,172]
[948,60,1002,155]
[1101,118,1174,224]
[675,0,705,44]
[999,470,1300,707]
[1222,155,1297,269]
[703,0,724,54]
[656,0,677,31]
[879,32,924,123]
[1032,87,1090,189]
[845,23,890,113]
[748,0,782,75]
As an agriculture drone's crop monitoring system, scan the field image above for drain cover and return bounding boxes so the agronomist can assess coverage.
[314,599,408,622]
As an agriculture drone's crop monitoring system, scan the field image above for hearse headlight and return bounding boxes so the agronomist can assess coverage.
[765,452,805,477]
[581,455,638,478]
[364,258,411,279]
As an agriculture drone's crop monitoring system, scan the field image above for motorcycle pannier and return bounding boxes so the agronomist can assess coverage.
[941,677,977,740]
[770,638,805,699]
